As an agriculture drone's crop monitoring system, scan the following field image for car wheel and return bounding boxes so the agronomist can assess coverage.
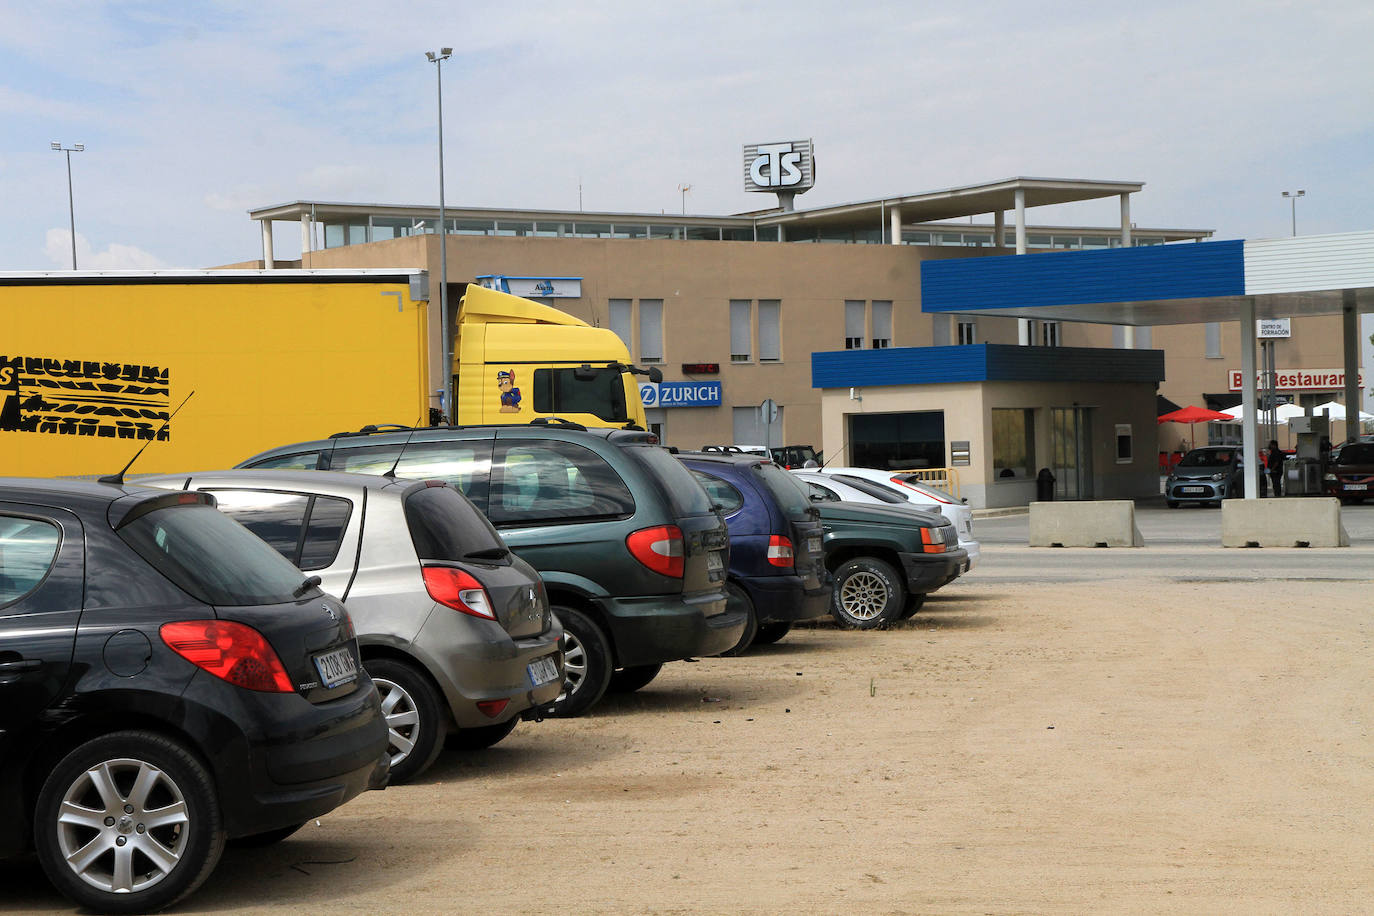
[227,823,305,848]
[33,730,226,915]
[547,606,612,718]
[608,663,663,693]
[831,557,906,629]
[445,718,518,751]
[365,658,446,785]
[898,591,927,619]
[751,621,792,645]
[716,581,758,657]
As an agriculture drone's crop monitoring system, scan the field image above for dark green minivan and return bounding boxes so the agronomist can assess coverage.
[239,422,740,716]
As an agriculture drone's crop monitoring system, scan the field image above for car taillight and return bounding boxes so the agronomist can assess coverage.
[160,620,295,693]
[626,525,684,577]
[476,698,510,718]
[766,535,794,568]
[920,526,948,554]
[422,567,496,620]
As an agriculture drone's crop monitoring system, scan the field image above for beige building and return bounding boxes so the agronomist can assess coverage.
[239,177,1363,503]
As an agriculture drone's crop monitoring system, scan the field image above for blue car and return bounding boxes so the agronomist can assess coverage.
[677,453,831,653]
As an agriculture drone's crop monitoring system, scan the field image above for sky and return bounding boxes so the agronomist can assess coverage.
[3,0,1372,270]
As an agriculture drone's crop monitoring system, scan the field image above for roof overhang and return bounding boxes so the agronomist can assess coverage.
[757,177,1145,230]
[920,231,1374,325]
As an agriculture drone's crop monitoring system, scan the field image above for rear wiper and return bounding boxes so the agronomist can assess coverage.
[293,575,323,598]
[463,547,510,561]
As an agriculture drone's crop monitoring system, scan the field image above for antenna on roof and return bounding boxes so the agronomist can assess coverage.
[384,418,423,478]
[98,390,196,485]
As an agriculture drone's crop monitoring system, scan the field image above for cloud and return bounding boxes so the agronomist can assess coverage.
[44,229,167,270]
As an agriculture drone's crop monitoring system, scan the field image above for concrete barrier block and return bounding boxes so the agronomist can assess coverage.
[1221,498,1349,547]
[1028,500,1144,547]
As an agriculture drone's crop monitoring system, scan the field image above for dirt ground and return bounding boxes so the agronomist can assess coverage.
[5,568,1372,914]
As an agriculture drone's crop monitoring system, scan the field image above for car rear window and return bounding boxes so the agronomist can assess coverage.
[831,475,908,504]
[751,463,813,517]
[117,503,308,606]
[626,445,714,516]
[405,485,507,561]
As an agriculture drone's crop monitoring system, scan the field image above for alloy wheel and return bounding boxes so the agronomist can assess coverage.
[54,757,191,895]
[373,676,421,767]
[839,571,890,621]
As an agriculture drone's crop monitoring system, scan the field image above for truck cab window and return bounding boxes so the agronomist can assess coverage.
[532,368,628,423]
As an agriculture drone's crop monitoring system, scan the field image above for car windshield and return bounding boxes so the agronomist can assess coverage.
[752,463,813,517]
[117,503,309,606]
[1333,443,1374,466]
[626,445,715,516]
[1177,449,1234,468]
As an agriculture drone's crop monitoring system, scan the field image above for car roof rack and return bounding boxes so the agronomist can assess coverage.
[528,416,588,431]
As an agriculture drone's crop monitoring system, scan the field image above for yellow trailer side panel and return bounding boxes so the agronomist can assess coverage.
[1,279,428,477]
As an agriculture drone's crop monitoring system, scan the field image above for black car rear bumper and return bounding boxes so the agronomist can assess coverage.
[898,548,968,595]
[737,573,832,624]
[598,590,745,667]
[180,673,390,838]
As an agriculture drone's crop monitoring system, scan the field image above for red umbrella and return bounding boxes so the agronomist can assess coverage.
[1157,405,1234,449]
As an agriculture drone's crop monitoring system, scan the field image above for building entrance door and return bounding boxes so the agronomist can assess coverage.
[1051,407,1094,500]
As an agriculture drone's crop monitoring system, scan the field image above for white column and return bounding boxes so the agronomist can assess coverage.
[1120,193,1132,248]
[1240,297,1259,499]
[300,214,312,261]
[993,210,1005,248]
[1343,290,1360,442]
[889,206,902,246]
[1015,190,1030,345]
[1122,326,1136,349]
[260,220,274,269]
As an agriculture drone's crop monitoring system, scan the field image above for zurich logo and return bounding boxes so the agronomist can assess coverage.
[639,384,657,406]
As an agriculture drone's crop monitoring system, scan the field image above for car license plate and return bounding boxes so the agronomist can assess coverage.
[1346,483,1368,491]
[1181,486,1206,494]
[807,534,822,555]
[313,646,358,689]
[527,654,560,687]
[707,550,724,572]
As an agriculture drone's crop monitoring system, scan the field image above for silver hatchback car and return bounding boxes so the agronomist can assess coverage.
[139,470,563,784]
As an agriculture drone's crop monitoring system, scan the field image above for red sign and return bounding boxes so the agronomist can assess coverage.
[1228,368,1365,391]
[681,363,720,375]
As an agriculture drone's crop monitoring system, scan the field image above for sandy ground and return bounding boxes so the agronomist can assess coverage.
[5,567,1372,914]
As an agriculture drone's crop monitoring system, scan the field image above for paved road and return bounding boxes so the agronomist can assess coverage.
[965,500,1374,583]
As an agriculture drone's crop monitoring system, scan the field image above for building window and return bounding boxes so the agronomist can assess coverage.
[609,299,632,351]
[730,300,751,362]
[957,319,976,346]
[992,409,1035,479]
[844,300,865,349]
[638,299,663,363]
[1115,423,1133,464]
[871,301,892,348]
[758,300,781,362]
[1040,321,1061,347]
[1205,322,1222,358]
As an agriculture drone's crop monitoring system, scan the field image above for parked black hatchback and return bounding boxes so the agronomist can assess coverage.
[0,478,388,913]
[239,421,740,716]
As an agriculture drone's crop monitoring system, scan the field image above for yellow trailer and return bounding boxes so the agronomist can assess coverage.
[2,270,650,479]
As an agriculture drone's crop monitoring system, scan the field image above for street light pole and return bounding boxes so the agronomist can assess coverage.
[426,48,453,423]
[1281,189,1305,237]
[51,141,84,269]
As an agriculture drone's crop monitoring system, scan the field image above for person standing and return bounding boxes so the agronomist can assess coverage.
[1267,440,1285,497]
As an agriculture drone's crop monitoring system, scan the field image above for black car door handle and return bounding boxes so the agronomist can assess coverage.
[0,659,42,672]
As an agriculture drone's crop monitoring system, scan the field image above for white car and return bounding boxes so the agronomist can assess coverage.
[792,468,980,570]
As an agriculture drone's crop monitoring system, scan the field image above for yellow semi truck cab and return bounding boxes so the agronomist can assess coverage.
[454,284,657,429]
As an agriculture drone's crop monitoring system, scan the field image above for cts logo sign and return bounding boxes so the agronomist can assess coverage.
[743,139,815,194]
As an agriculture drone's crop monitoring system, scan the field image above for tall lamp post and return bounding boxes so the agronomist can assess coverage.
[1281,189,1305,237]
[50,141,84,269]
[426,48,453,422]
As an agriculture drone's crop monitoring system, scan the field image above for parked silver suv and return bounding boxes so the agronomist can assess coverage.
[139,470,562,783]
